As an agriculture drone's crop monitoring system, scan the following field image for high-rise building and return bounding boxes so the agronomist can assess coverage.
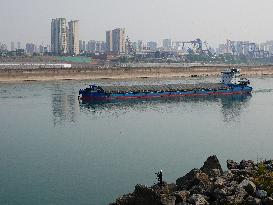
[17,42,21,49]
[163,39,172,50]
[112,28,126,54]
[82,41,86,51]
[79,40,83,51]
[106,30,113,52]
[137,40,143,51]
[147,41,157,51]
[101,41,106,52]
[26,43,36,54]
[11,42,15,51]
[79,40,87,52]
[67,20,79,55]
[51,18,68,55]
[217,44,226,54]
[85,40,106,52]
[106,28,126,54]
[39,45,44,53]
[95,41,106,52]
[86,40,96,52]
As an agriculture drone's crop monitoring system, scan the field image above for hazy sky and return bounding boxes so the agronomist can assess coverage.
[1,0,273,47]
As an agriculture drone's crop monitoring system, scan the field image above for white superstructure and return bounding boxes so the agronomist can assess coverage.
[221,68,241,84]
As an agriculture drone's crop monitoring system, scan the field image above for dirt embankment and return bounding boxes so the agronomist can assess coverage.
[1,65,273,83]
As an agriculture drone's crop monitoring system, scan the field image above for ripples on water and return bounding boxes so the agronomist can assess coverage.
[0,77,273,205]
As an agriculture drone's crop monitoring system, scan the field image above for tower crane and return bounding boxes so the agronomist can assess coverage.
[182,38,203,55]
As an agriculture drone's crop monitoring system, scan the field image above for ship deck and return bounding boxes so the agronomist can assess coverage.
[98,83,230,94]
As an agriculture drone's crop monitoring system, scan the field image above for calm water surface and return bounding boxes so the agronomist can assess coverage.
[0,77,273,205]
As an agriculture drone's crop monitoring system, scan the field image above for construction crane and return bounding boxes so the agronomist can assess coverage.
[182,38,214,57]
[182,38,203,55]
[203,41,213,57]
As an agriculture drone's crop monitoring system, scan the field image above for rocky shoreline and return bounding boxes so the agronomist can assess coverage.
[110,156,273,205]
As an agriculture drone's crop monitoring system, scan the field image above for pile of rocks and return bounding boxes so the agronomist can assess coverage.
[110,155,273,205]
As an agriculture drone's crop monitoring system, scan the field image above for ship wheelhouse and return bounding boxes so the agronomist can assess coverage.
[221,68,241,85]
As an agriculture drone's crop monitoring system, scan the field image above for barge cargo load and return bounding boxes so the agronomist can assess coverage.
[79,68,252,101]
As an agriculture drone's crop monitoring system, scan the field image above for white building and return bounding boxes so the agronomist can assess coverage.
[68,20,80,55]
[163,39,172,50]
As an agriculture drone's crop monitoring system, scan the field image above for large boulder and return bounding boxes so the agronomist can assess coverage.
[210,169,221,178]
[263,197,273,205]
[239,179,256,195]
[211,188,227,202]
[239,160,255,170]
[226,187,248,204]
[200,155,223,177]
[115,193,136,205]
[188,194,209,205]
[172,191,190,204]
[115,184,177,205]
[246,196,262,205]
[160,196,176,205]
[227,160,239,170]
[213,177,225,189]
[115,184,161,205]
[256,190,267,199]
[176,169,211,191]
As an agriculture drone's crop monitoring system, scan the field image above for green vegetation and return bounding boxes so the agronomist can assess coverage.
[58,56,92,63]
[254,163,273,196]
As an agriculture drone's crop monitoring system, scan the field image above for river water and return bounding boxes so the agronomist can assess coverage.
[0,77,273,205]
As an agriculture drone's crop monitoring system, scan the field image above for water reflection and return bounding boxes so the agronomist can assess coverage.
[219,94,252,122]
[79,94,251,122]
[51,85,80,126]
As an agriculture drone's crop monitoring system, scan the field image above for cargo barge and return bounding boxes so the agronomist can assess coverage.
[79,68,252,101]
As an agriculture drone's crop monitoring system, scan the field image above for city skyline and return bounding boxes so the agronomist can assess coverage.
[2,0,273,47]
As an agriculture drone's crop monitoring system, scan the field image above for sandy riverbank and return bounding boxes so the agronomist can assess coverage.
[1,65,273,83]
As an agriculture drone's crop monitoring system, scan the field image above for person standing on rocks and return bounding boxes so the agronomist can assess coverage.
[155,170,163,187]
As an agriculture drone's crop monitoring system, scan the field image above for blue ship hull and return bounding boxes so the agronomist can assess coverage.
[79,84,252,101]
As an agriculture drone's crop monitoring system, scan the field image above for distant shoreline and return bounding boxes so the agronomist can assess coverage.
[1,65,273,83]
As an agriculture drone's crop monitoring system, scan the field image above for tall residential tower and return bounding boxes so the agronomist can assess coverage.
[51,18,68,55]
[106,28,125,54]
[68,20,80,55]
[106,30,113,52]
